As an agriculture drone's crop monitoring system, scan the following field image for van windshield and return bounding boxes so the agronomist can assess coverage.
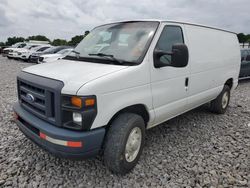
[66,21,159,65]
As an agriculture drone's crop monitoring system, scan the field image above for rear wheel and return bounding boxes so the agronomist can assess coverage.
[210,85,230,114]
[104,113,145,174]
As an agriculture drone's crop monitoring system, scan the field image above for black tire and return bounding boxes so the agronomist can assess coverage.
[24,57,29,62]
[210,85,230,114]
[104,113,145,175]
[27,56,32,63]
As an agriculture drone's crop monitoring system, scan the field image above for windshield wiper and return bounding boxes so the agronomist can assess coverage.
[71,50,80,54]
[69,50,80,58]
[88,53,124,65]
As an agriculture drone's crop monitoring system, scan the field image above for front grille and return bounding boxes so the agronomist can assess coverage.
[17,72,64,126]
[18,80,55,124]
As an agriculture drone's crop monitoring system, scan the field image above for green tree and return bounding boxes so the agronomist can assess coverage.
[246,34,250,43]
[68,35,84,46]
[26,35,50,43]
[0,42,5,46]
[5,36,25,46]
[68,31,90,46]
[84,30,90,37]
[51,39,68,46]
[237,33,247,43]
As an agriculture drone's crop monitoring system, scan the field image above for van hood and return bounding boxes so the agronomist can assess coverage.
[22,59,129,94]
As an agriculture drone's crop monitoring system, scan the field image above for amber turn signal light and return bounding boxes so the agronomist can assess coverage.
[85,98,95,107]
[71,96,82,108]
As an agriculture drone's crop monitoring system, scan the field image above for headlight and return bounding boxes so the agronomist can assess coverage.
[72,112,82,125]
[61,95,97,131]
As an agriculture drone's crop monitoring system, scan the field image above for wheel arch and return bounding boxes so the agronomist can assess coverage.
[224,78,233,90]
[107,104,150,127]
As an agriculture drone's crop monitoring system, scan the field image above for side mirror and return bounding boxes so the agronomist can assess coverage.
[246,55,250,61]
[154,43,189,68]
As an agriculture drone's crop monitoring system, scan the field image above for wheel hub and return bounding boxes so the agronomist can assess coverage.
[125,127,142,162]
[222,92,229,109]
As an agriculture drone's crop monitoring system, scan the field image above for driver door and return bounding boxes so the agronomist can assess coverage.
[150,24,190,126]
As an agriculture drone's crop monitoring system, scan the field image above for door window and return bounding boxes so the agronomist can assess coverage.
[37,47,50,52]
[155,26,184,65]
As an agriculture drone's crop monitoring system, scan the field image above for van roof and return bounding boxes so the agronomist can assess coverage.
[105,19,237,35]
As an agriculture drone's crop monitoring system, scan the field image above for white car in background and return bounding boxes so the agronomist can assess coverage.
[3,42,27,57]
[18,45,51,61]
[7,44,38,59]
[5,41,50,58]
[7,41,50,59]
[8,44,40,59]
[38,48,73,63]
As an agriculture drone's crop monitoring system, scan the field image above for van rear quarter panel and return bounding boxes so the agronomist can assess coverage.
[185,24,241,107]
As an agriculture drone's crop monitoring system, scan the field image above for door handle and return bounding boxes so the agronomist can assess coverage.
[185,77,189,87]
[185,77,189,91]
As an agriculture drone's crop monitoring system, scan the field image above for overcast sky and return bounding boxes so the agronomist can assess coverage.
[0,0,249,42]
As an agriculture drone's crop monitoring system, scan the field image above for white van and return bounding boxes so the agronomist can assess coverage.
[13,20,241,174]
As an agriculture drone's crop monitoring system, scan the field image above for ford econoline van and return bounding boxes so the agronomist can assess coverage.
[13,20,241,174]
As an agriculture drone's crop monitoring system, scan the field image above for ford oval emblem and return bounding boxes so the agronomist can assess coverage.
[26,93,35,103]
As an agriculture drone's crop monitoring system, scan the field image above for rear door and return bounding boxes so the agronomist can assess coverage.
[149,23,190,127]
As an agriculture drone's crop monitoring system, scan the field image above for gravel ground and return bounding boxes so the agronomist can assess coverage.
[0,56,249,188]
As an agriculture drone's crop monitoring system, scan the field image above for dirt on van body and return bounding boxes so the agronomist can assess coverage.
[0,56,249,187]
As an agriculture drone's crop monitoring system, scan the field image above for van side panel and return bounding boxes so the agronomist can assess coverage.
[184,25,241,108]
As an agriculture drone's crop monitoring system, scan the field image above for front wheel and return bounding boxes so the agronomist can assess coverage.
[103,113,145,175]
[210,85,230,114]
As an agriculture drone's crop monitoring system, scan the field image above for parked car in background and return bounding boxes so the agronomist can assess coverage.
[240,48,250,61]
[18,45,51,61]
[8,44,40,59]
[2,42,27,57]
[38,48,73,63]
[29,46,72,63]
[7,41,50,59]
[0,46,8,54]
[239,49,250,79]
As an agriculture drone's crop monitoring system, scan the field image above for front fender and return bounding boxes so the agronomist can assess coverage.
[90,84,155,129]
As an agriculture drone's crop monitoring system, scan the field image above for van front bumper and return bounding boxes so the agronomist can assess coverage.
[13,102,105,159]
